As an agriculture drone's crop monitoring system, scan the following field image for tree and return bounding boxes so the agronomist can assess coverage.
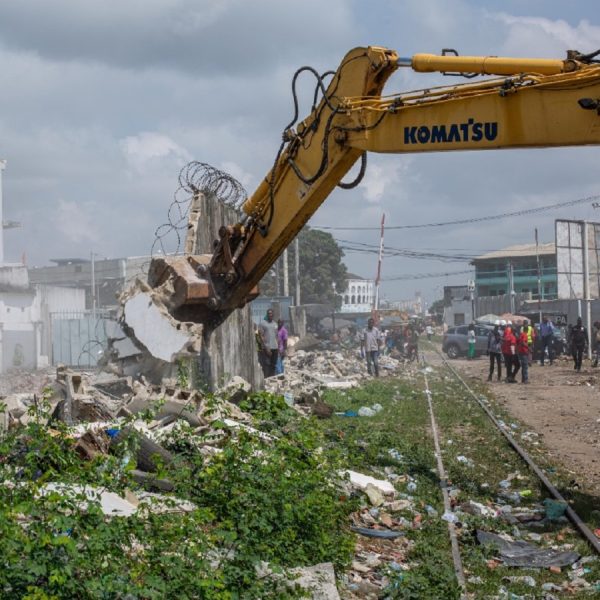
[429,298,445,324]
[260,227,348,307]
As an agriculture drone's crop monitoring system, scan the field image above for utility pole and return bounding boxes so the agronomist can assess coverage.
[283,248,289,297]
[274,256,281,296]
[0,160,6,266]
[90,252,97,320]
[373,213,385,320]
[508,260,515,314]
[582,221,592,359]
[468,279,476,322]
[294,237,300,306]
[535,228,542,324]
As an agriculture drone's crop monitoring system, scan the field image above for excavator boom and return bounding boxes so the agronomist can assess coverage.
[147,46,600,331]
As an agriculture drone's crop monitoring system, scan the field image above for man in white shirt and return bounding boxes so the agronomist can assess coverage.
[361,317,382,377]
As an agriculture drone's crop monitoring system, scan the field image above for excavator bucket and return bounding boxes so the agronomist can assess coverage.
[146,254,259,326]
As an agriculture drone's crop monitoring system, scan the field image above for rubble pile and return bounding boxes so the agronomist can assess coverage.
[264,348,401,401]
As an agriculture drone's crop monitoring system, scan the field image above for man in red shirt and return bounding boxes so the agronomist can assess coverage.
[501,326,519,383]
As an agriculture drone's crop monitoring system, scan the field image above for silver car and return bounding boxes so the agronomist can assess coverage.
[442,325,492,359]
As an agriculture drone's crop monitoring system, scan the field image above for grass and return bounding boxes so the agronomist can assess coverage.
[318,358,600,598]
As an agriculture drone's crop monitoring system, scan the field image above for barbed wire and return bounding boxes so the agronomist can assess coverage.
[149,161,248,262]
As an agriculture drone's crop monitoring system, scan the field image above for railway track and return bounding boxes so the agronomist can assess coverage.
[420,347,600,595]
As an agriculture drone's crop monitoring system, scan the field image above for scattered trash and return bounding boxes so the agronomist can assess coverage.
[543,498,568,521]
[477,530,580,568]
[503,575,536,587]
[350,526,404,539]
[357,404,383,417]
[442,511,459,524]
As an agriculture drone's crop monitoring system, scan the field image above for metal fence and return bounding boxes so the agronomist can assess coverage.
[50,310,116,368]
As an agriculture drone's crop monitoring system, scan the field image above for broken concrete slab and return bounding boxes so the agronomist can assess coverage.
[39,483,196,517]
[344,470,396,496]
[288,562,340,600]
[121,282,203,363]
[218,376,251,405]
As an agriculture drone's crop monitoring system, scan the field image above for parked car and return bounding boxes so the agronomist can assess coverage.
[442,325,492,359]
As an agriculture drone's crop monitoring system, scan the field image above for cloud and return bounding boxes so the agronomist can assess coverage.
[120,132,191,172]
[0,1,598,304]
[492,13,600,55]
[0,0,354,75]
[359,157,413,204]
[53,199,101,245]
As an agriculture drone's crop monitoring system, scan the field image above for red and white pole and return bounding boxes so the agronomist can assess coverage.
[373,213,385,323]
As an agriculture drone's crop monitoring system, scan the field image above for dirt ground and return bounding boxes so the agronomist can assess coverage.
[444,352,600,496]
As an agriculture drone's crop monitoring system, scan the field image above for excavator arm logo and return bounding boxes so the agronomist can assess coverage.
[404,119,498,144]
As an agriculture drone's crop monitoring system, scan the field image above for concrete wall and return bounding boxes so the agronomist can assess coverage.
[521,298,600,325]
[195,193,263,390]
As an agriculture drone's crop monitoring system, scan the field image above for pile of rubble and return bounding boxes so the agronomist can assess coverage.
[264,347,401,403]
[0,366,264,493]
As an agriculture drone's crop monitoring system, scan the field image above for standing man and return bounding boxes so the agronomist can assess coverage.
[467,323,476,360]
[486,323,502,382]
[276,318,288,375]
[361,317,382,377]
[259,309,279,378]
[502,325,518,383]
[539,316,555,366]
[517,327,529,383]
[522,319,536,366]
[571,317,588,372]
[426,323,433,341]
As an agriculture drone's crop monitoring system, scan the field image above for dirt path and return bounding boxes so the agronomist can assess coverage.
[440,352,600,495]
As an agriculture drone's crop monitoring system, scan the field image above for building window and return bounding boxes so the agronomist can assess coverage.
[351,295,355,304]
[344,295,349,304]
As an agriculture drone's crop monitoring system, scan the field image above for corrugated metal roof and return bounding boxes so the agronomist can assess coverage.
[473,243,555,261]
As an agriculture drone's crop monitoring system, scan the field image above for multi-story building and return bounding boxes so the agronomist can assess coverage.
[472,243,557,300]
[340,274,374,313]
[29,256,149,309]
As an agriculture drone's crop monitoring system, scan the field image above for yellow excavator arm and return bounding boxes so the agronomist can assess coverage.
[149,46,600,329]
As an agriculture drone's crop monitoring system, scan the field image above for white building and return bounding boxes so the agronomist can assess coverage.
[0,265,86,371]
[0,163,88,372]
[340,274,374,313]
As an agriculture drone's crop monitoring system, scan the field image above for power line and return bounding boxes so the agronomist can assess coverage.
[314,193,600,231]
[382,269,473,281]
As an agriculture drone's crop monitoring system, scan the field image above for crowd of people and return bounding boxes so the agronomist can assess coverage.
[254,307,600,382]
[482,315,594,385]
[482,319,535,384]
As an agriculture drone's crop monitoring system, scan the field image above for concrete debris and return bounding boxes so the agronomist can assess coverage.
[345,470,396,497]
[264,347,401,409]
[119,279,203,363]
[288,562,340,600]
[38,483,196,518]
[217,375,252,405]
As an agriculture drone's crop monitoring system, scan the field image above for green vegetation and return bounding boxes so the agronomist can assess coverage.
[0,392,354,599]
[1,363,599,598]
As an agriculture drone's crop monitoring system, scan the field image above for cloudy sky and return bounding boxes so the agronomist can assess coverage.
[0,0,599,305]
